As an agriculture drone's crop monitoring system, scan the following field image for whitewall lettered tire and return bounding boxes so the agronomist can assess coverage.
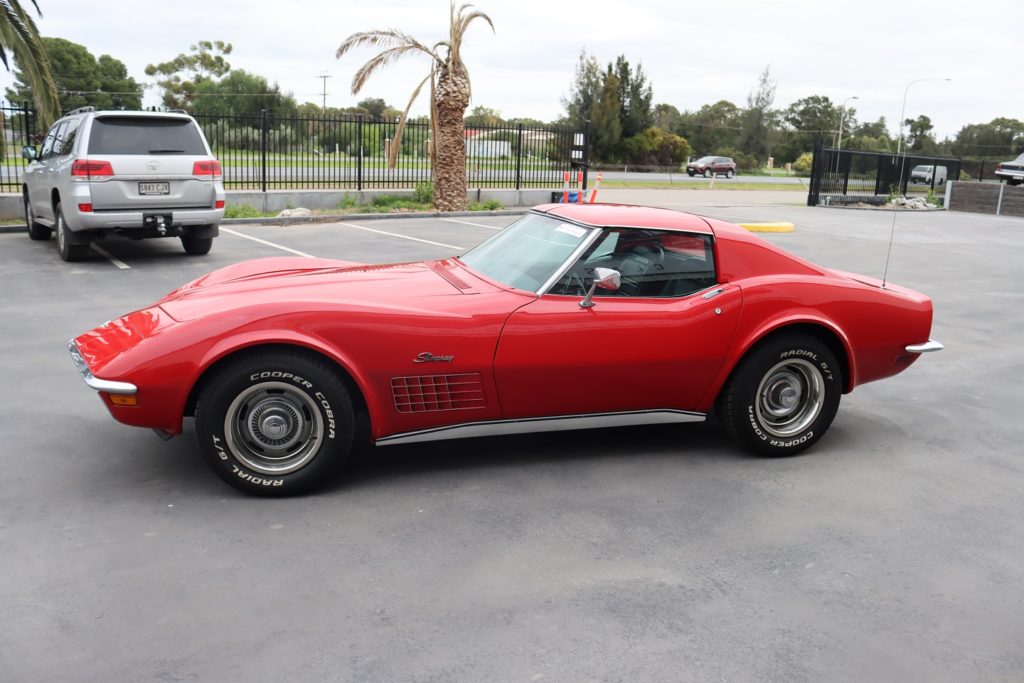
[194,351,355,495]
[718,334,842,456]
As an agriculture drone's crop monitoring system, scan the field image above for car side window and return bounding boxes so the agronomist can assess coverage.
[56,118,82,157]
[39,124,61,160]
[550,228,717,298]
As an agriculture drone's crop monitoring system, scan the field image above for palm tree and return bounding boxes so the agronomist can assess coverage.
[0,0,59,126]
[337,2,493,211]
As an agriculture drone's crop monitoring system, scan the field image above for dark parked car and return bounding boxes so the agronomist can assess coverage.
[995,154,1024,186]
[687,156,736,178]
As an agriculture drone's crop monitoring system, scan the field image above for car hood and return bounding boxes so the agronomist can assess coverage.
[157,256,486,322]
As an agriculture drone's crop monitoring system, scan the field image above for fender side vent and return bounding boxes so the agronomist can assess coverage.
[391,373,486,413]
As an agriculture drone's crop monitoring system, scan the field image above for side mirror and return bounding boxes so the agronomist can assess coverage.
[579,267,621,308]
[21,145,37,161]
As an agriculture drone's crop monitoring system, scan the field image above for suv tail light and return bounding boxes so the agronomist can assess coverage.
[193,160,222,179]
[71,160,114,179]
[996,163,1003,172]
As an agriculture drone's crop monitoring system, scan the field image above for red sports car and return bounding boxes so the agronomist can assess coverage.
[70,204,942,495]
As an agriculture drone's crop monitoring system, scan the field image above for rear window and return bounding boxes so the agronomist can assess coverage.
[87,117,207,155]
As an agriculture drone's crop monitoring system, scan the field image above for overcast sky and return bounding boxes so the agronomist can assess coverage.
[3,0,1021,140]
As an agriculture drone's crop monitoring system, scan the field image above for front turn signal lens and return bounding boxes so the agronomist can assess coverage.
[108,394,138,406]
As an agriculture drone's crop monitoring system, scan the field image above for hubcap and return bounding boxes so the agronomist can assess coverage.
[224,381,323,475]
[754,358,824,438]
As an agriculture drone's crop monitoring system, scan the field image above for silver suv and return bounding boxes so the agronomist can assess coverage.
[21,107,225,261]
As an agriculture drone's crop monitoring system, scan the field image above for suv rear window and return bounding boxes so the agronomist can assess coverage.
[87,117,207,155]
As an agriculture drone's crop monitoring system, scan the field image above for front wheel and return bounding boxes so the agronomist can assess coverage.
[726,169,735,179]
[704,168,713,178]
[24,195,51,241]
[194,351,355,495]
[717,334,842,456]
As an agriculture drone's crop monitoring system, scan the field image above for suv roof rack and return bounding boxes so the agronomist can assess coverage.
[66,106,95,116]
[166,109,187,114]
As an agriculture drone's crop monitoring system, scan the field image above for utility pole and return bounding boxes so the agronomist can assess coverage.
[317,72,331,112]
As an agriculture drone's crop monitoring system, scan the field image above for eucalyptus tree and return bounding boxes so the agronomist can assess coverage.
[0,0,59,125]
[337,2,494,211]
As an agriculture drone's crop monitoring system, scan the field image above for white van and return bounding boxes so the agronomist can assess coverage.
[910,164,948,185]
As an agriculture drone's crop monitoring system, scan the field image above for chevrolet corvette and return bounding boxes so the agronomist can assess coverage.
[70,204,942,495]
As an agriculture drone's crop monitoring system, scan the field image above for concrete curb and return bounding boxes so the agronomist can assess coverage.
[0,208,528,235]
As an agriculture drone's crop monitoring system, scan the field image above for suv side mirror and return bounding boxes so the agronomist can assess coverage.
[579,267,621,308]
[21,145,37,161]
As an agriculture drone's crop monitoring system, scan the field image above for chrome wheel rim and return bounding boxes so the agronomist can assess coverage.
[24,199,33,229]
[224,381,323,475]
[754,358,824,438]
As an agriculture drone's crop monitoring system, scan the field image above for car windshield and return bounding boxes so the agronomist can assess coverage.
[88,117,207,155]
[696,156,716,163]
[458,213,596,292]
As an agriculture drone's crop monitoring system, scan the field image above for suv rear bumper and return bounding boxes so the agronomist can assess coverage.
[66,206,225,232]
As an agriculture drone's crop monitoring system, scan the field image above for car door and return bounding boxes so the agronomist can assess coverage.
[493,228,742,418]
[25,123,60,223]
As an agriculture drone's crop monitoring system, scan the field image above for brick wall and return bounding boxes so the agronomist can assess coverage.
[947,181,1024,217]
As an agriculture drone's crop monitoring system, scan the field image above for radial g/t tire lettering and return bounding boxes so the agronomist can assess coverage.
[718,334,842,456]
[194,350,355,496]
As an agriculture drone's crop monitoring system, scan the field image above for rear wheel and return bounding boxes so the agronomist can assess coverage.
[24,194,51,241]
[54,203,89,262]
[194,351,355,496]
[181,234,213,255]
[718,334,842,456]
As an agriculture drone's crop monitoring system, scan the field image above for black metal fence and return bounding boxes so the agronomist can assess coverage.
[0,101,586,193]
[0,101,38,192]
[807,143,964,206]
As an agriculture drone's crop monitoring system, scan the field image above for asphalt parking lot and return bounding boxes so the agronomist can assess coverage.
[2,198,1023,681]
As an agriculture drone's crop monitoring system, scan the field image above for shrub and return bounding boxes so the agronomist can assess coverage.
[412,182,434,204]
[224,203,264,219]
[792,152,814,175]
[712,146,759,171]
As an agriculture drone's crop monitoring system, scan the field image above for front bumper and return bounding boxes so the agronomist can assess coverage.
[68,340,137,395]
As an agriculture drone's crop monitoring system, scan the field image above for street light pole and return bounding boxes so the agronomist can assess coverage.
[895,77,951,196]
[835,95,858,172]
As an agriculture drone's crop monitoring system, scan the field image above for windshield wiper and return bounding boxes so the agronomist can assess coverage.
[148,148,185,154]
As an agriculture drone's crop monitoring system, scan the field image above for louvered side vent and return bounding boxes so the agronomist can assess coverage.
[391,373,486,413]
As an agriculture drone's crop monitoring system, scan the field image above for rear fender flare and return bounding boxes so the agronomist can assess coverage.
[698,313,856,412]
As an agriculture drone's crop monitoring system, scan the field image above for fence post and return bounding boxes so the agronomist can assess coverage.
[807,140,821,206]
[514,123,523,191]
[582,119,591,190]
[259,109,268,193]
[356,115,364,191]
[978,160,984,182]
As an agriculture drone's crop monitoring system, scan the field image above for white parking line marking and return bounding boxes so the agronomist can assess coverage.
[337,222,463,250]
[440,217,504,231]
[90,243,130,269]
[221,227,314,258]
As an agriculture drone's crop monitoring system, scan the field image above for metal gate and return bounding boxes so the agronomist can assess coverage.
[808,142,963,206]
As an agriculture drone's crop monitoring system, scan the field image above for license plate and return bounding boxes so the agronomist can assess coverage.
[139,182,169,196]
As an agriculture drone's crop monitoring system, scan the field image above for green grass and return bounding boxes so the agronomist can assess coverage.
[600,180,805,191]
[224,203,274,218]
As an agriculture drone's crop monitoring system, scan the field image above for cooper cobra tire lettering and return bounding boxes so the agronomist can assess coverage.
[718,334,842,457]
[195,351,356,496]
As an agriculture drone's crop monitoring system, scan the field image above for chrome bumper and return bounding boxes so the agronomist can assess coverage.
[905,339,944,354]
[68,340,138,395]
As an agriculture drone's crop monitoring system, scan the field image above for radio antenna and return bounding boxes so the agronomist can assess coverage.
[882,77,951,288]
